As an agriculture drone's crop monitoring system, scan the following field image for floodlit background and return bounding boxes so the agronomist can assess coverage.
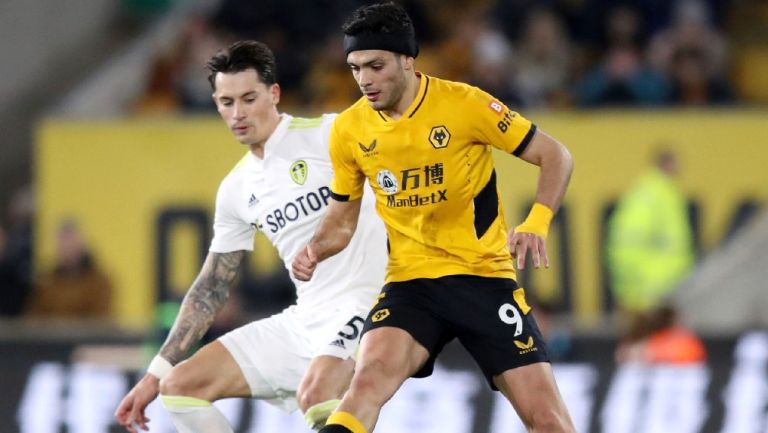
[0,0,767,432]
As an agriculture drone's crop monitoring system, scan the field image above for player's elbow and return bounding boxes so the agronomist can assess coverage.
[340,225,357,248]
[539,138,573,182]
[325,229,355,259]
[560,143,574,177]
[330,217,358,251]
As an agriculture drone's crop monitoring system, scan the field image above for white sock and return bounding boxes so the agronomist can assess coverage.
[160,395,234,433]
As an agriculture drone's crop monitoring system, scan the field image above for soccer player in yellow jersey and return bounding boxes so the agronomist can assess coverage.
[292,3,576,433]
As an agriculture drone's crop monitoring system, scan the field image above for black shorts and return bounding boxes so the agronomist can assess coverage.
[362,275,549,389]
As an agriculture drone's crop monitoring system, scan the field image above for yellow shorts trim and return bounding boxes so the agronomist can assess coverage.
[513,288,532,314]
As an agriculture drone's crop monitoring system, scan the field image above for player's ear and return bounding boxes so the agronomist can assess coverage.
[402,55,415,71]
[211,93,223,110]
[270,83,281,104]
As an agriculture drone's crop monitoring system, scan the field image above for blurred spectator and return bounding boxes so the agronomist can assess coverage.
[575,3,670,106]
[512,8,573,108]
[137,13,234,114]
[174,14,233,112]
[615,305,706,364]
[648,0,729,81]
[427,3,523,104]
[25,220,113,318]
[210,0,367,100]
[578,0,667,45]
[0,186,34,317]
[466,16,521,106]
[606,149,695,317]
[492,0,582,43]
[137,47,182,113]
[429,6,487,84]
[669,46,735,105]
[302,35,361,113]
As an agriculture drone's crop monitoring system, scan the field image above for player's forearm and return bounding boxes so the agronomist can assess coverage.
[532,135,573,213]
[158,251,244,365]
[308,198,361,262]
[308,215,356,262]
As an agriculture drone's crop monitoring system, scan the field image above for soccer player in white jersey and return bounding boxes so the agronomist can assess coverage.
[114,40,386,433]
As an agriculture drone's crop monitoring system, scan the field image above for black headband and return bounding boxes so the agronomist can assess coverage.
[343,32,419,58]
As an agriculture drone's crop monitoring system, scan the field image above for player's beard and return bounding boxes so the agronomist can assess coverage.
[375,73,408,113]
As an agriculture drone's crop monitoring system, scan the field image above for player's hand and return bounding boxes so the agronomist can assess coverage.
[115,374,160,433]
[292,244,318,281]
[507,229,549,270]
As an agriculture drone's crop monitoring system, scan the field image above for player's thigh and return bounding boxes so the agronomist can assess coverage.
[361,279,453,380]
[493,362,570,426]
[356,326,431,384]
[160,340,250,401]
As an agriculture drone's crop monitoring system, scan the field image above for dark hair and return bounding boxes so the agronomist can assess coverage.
[342,2,414,38]
[206,40,277,90]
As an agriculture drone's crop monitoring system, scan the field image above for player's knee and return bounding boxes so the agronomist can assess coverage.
[527,408,575,433]
[158,369,184,395]
[297,371,342,412]
[159,367,206,400]
[297,384,328,413]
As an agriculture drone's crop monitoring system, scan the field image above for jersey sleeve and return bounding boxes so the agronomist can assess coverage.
[320,112,339,138]
[469,88,537,157]
[209,176,255,253]
[328,118,365,201]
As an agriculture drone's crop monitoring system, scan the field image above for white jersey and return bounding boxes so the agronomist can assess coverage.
[210,113,386,313]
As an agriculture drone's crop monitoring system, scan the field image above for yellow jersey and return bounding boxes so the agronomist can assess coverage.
[329,73,536,283]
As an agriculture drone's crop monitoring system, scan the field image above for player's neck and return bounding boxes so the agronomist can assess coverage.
[249,142,265,159]
[248,112,282,159]
[383,72,420,120]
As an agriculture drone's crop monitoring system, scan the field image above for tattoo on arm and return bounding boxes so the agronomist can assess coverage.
[159,251,245,364]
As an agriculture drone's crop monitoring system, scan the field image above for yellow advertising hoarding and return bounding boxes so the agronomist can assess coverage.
[36,111,768,328]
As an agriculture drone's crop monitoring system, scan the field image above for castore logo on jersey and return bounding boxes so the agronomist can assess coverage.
[358,139,379,157]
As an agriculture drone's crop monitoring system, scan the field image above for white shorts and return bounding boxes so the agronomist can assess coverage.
[219,300,371,412]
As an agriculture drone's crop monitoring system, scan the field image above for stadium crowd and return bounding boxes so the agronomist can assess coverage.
[134,0,768,116]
